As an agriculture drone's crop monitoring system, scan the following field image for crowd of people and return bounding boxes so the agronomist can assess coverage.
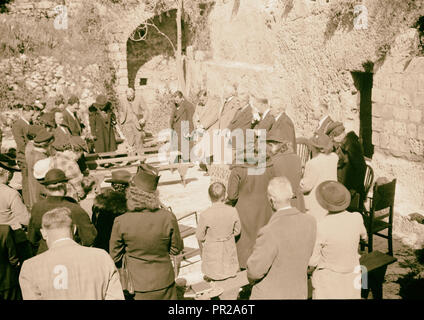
[0,82,372,300]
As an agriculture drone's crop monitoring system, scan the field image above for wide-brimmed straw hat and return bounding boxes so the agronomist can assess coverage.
[316,180,351,213]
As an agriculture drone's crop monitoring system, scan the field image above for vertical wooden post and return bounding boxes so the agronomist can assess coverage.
[176,0,186,95]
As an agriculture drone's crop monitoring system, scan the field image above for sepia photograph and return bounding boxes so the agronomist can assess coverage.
[0,0,423,310]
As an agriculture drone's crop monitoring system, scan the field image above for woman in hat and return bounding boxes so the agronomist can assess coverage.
[88,95,117,153]
[309,181,367,299]
[92,189,127,253]
[109,164,183,300]
[104,170,132,194]
[300,133,338,222]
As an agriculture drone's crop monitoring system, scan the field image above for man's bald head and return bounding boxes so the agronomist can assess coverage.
[267,176,293,211]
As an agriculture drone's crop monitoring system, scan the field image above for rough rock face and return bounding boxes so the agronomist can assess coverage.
[0,55,101,111]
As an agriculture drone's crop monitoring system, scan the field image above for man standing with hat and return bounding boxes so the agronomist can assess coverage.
[63,95,83,137]
[267,133,305,212]
[12,105,35,206]
[309,180,367,299]
[28,168,97,255]
[26,128,54,209]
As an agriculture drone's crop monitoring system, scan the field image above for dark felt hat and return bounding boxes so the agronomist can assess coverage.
[131,164,160,192]
[94,95,108,109]
[0,153,20,172]
[69,136,88,152]
[309,133,333,154]
[40,168,69,186]
[326,121,345,138]
[27,125,44,140]
[33,129,55,147]
[39,112,56,128]
[105,170,132,185]
[315,180,351,213]
[68,95,80,105]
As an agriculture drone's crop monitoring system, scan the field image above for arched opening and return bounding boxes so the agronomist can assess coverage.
[126,9,192,90]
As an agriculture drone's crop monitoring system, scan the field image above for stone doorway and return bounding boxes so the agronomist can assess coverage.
[352,71,374,158]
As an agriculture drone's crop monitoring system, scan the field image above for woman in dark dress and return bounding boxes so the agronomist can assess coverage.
[336,131,367,212]
[88,95,117,153]
[109,164,183,300]
[92,189,127,253]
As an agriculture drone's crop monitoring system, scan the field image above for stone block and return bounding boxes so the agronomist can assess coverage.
[389,135,403,157]
[386,90,399,105]
[394,121,407,137]
[372,116,383,132]
[403,76,418,94]
[372,88,386,103]
[372,102,383,118]
[399,137,410,153]
[418,74,424,93]
[36,1,52,9]
[108,43,120,53]
[382,104,393,119]
[116,68,128,78]
[399,92,413,108]
[394,108,409,121]
[379,133,389,149]
[414,93,424,108]
[418,125,424,140]
[390,73,403,89]
[407,123,417,139]
[383,120,394,136]
[409,109,422,123]
[118,77,129,86]
[372,132,380,146]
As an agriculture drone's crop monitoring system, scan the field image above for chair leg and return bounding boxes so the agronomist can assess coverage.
[388,227,393,256]
[368,233,373,253]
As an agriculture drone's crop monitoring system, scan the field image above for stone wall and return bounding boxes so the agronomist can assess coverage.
[183,0,424,245]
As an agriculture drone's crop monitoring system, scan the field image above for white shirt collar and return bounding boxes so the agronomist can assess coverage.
[319,115,330,127]
[21,117,30,125]
[262,109,270,120]
[66,108,75,119]
[275,112,284,121]
[276,205,293,212]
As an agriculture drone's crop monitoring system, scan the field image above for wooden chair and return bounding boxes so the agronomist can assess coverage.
[171,210,202,276]
[296,137,312,176]
[361,178,396,256]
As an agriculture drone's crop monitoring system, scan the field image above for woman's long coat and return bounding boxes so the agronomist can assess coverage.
[196,202,241,280]
[109,208,183,294]
[89,108,117,153]
[227,163,274,269]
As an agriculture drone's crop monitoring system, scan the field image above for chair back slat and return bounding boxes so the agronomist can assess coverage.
[372,179,396,212]
[296,137,312,175]
[364,164,374,198]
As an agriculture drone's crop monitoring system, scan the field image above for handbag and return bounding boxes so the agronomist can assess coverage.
[119,254,135,296]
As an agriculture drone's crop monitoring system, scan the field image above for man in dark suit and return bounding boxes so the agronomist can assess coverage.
[63,95,83,136]
[267,133,305,212]
[268,96,297,154]
[52,109,72,149]
[0,225,21,300]
[28,169,97,255]
[12,105,35,206]
[247,176,316,299]
[170,91,195,162]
